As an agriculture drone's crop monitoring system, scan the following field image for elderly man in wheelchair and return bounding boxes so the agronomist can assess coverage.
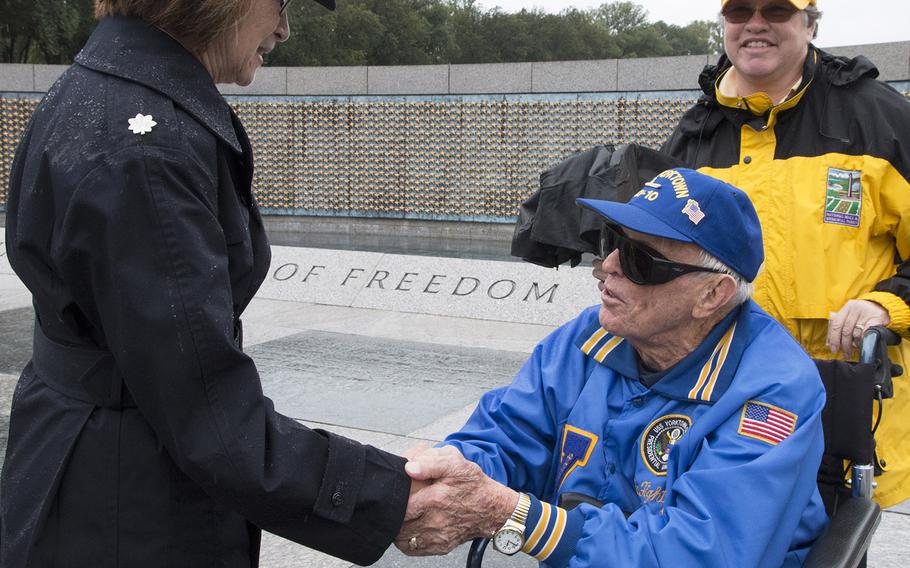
[398,168,897,567]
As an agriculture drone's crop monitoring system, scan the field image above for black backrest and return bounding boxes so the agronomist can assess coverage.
[814,359,878,516]
[816,360,876,464]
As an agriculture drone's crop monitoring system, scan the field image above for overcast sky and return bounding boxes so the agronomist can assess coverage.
[472,0,910,48]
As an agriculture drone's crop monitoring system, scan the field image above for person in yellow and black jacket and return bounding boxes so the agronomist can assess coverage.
[658,0,910,508]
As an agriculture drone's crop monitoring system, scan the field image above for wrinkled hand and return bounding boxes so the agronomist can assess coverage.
[592,257,606,291]
[403,443,431,498]
[402,442,430,461]
[827,299,890,358]
[395,446,518,556]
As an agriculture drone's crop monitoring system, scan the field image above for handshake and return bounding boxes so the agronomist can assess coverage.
[394,445,520,556]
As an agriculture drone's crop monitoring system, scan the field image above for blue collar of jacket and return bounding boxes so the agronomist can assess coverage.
[74,16,242,153]
[575,302,755,404]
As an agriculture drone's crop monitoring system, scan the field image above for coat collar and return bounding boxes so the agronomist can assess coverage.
[697,44,877,102]
[698,47,819,104]
[575,302,754,404]
[75,16,242,153]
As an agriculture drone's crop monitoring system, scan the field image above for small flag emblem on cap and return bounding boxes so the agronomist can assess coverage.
[682,199,705,225]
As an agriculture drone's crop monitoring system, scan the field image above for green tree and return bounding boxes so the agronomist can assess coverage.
[670,20,724,55]
[616,24,673,58]
[268,1,338,65]
[333,4,384,65]
[1,0,723,66]
[445,0,488,63]
[1,0,93,63]
[593,0,649,35]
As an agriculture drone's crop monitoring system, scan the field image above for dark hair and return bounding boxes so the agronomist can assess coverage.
[94,0,253,52]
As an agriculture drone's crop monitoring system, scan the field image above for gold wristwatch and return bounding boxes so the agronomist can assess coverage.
[491,492,531,555]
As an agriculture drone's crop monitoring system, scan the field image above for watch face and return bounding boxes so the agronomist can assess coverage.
[493,528,524,555]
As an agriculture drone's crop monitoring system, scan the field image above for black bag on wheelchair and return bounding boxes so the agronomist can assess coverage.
[510,143,684,268]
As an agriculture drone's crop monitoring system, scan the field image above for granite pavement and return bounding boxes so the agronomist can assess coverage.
[0,263,908,567]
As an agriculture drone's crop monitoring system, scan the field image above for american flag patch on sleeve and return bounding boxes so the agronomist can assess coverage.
[737,401,797,445]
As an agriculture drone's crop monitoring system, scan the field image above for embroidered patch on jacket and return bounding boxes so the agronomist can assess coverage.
[738,401,797,445]
[635,479,666,506]
[823,168,862,227]
[556,425,598,490]
[640,414,691,476]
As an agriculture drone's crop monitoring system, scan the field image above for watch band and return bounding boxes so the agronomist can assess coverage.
[509,492,531,528]
[491,492,533,555]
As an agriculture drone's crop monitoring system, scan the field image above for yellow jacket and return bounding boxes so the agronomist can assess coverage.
[663,46,910,507]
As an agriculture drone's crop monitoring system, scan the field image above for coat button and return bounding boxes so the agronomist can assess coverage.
[332,491,344,506]
[880,458,887,468]
[607,463,616,474]
[743,156,752,164]
[631,397,643,407]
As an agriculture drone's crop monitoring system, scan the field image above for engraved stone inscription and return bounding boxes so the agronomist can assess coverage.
[271,263,558,303]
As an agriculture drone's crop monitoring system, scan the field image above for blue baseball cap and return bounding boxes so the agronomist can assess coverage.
[577,168,764,282]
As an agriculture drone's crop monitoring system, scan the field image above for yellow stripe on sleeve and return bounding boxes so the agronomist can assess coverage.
[535,507,567,561]
[522,503,551,554]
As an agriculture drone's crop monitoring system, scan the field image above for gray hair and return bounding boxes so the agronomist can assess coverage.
[804,6,822,39]
[696,249,758,306]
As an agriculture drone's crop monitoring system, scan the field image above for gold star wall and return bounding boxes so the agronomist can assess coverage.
[3,90,909,217]
[230,96,696,219]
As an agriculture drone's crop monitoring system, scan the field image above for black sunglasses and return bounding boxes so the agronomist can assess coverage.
[279,0,293,15]
[721,3,800,24]
[599,224,724,286]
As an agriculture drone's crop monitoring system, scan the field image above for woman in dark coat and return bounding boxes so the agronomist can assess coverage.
[1,0,411,565]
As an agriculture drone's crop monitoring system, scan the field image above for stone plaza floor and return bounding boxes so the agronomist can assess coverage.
[1,257,908,566]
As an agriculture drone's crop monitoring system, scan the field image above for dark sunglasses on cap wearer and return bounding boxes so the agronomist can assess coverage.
[599,224,725,286]
[721,2,800,23]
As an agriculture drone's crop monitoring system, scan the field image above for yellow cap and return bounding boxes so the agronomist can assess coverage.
[722,0,815,7]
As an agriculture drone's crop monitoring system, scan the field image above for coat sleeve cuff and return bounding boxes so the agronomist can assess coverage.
[312,429,367,524]
[521,494,584,567]
[858,291,910,338]
[294,431,409,565]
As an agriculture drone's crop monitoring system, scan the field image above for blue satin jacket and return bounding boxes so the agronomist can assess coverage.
[445,301,828,567]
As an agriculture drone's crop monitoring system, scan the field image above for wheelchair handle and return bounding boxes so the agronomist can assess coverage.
[466,537,489,568]
[860,326,902,399]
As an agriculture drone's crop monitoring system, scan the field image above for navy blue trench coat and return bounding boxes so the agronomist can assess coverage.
[1,16,409,567]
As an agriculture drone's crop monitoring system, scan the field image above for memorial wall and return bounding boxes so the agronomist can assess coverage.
[2,43,909,225]
[2,46,909,323]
